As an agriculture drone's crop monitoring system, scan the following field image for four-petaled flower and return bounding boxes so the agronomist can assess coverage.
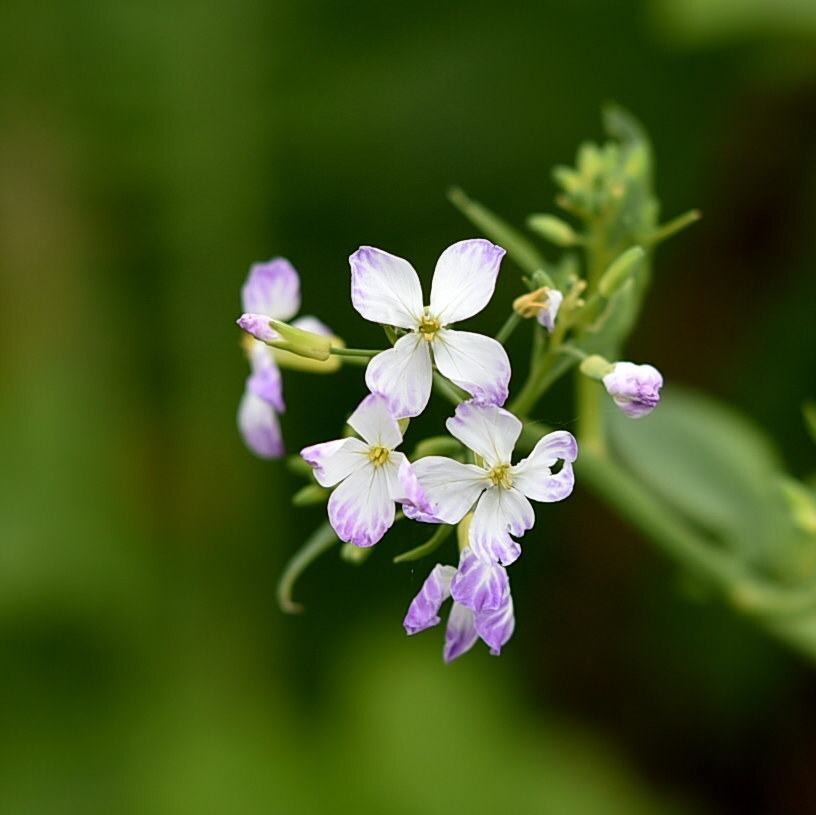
[301,393,420,547]
[404,547,515,662]
[603,361,663,419]
[237,258,332,458]
[350,239,511,418]
[405,401,578,566]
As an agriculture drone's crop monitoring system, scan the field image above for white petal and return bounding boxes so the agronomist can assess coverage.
[365,333,433,419]
[411,456,487,524]
[237,389,284,459]
[300,437,369,487]
[444,602,479,662]
[444,401,521,468]
[433,329,510,408]
[450,547,510,612]
[468,486,534,566]
[347,392,403,449]
[241,258,300,321]
[429,239,505,325]
[328,464,395,546]
[511,430,578,503]
[350,246,424,328]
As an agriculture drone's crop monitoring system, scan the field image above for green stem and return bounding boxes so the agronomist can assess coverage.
[509,354,577,417]
[433,372,468,407]
[394,524,453,563]
[330,347,381,358]
[276,521,339,614]
[495,312,522,344]
[575,371,606,455]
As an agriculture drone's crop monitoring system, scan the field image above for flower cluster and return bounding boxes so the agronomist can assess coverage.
[235,234,663,662]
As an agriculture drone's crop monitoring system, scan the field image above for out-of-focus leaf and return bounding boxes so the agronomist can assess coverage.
[609,387,807,580]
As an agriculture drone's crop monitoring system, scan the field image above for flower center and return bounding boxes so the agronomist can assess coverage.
[487,463,513,489]
[417,313,441,342]
[368,446,391,467]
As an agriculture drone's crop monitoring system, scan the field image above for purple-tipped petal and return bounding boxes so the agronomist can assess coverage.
[443,602,479,662]
[535,289,563,333]
[365,333,433,420]
[327,464,395,547]
[468,487,534,566]
[241,258,301,321]
[602,362,663,419]
[403,564,457,635]
[433,330,510,408]
[394,457,441,522]
[237,313,281,344]
[237,389,284,459]
[300,437,369,488]
[246,344,285,412]
[474,590,515,656]
[450,547,510,612]
[445,401,521,468]
[511,430,578,504]
[347,392,403,449]
[350,246,424,329]
[429,239,505,325]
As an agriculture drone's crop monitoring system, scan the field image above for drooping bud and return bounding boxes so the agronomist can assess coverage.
[242,317,333,361]
[602,361,663,418]
[599,246,645,297]
[512,287,563,332]
[527,214,580,247]
[237,313,280,344]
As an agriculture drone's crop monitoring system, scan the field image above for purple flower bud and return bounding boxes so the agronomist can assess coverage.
[237,313,281,344]
[602,361,663,418]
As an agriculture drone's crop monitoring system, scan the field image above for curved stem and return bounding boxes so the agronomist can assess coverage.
[330,347,381,358]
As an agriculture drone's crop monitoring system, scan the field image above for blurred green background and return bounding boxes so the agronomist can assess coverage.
[1,0,816,812]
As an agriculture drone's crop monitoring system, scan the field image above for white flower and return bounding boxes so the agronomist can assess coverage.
[350,239,511,418]
[300,393,417,547]
[404,402,578,566]
[602,361,663,418]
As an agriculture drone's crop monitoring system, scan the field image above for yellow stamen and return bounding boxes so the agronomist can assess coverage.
[417,313,441,342]
[368,446,390,467]
[487,463,513,489]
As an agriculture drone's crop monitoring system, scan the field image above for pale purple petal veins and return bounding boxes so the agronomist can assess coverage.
[237,313,281,344]
[327,464,396,547]
[467,487,534,566]
[433,330,510,408]
[241,257,301,321]
[602,362,663,418]
[247,344,285,412]
[444,400,521,468]
[394,456,442,521]
[350,246,424,329]
[347,392,403,449]
[535,289,563,333]
[291,314,334,337]
[403,564,457,635]
[450,547,510,612]
[474,591,515,656]
[443,602,479,663]
[511,430,578,503]
[365,333,433,420]
[411,456,487,525]
[429,239,505,325]
[300,437,369,488]
[237,389,284,459]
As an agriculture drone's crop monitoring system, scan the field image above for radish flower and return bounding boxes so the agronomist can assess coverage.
[350,239,511,418]
[406,402,577,566]
[603,361,663,418]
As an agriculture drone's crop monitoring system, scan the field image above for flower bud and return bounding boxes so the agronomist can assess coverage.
[237,313,280,344]
[598,246,645,298]
[527,214,580,247]
[238,314,333,361]
[602,361,663,418]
